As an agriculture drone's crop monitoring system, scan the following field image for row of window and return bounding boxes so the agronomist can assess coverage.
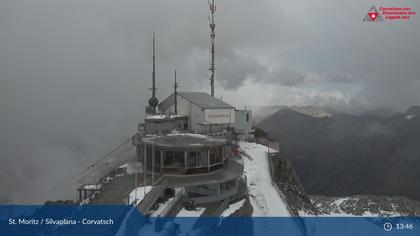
[143,148,223,168]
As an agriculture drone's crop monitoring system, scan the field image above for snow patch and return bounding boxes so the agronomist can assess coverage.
[128,186,152,205]
[145,115,166,120]
[177,207,205,217]
[221,199,245,217]
[406,114,416,120]
[240,141,291,216]
[167,132,208,139]
[82,184,101,190]
[119,163,128,169]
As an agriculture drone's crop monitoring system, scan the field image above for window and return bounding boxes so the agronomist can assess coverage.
[154,150,161,166]
[187,151,198,168]
[164,151,174,166]
[246,113,249,122]
[209,148,222,165]
[174,152,184,168]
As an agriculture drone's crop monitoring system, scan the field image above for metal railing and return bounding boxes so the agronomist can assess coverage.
[256,137,279,152]
[137,178,168,214]
[158,192,184,217]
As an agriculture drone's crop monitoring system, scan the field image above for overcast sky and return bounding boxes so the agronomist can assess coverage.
[0,0,419,203]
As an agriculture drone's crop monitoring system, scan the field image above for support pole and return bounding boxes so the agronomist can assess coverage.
[152,142,155,184]
[134,144,139,204]
[221,146,225,168]
[173,70,178,115]
[160,150,163,174]
[184,151,187,173]
[144,144,147,192]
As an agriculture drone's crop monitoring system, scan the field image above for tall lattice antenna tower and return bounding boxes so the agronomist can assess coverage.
[147,30,159,114]
[208,0,216,97]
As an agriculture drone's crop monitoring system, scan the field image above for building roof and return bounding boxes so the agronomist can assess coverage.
[158,92,235,111]
[145,114,188,121]
[179,92,235,109]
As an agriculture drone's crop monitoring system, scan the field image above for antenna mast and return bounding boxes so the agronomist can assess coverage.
[147,30,159,114]
[152,30,156,99]
[173,70,179,115]
[208,0,216,97]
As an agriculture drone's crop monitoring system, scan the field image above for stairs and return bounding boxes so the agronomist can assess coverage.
[137,178,168,214]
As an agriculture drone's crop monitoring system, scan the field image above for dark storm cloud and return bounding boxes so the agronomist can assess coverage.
[0,0,419,203]
[216,0,420,112]
[215,49,265,89]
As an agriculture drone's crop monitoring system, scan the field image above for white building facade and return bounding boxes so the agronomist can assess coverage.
[158,92,235,133]
[234,110,252,140]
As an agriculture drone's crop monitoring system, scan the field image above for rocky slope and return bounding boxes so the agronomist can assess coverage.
[271,154,319,216]
[312,195,420,216]
[271,154,420,216]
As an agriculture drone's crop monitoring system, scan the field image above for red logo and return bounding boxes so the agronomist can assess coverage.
[363,5,384,22]
[363,5,416,22]
[368,12,379,21]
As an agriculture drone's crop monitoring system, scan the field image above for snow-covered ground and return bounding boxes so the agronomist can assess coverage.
[313,196,401,217]
[177,207,205,217]
[221,199,245,217]
[128,186,152,205]
[240,141,291,216]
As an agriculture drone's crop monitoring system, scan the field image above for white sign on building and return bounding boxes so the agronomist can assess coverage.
[204,109,235,124]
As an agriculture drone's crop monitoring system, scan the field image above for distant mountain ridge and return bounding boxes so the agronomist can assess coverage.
[257,106,420,202]
[251,105,333,124]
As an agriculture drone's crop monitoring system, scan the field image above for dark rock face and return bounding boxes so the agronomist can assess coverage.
[312,195,420,216]
[231,197,254,216]
[272,156,319,216]
[258,107,420,201]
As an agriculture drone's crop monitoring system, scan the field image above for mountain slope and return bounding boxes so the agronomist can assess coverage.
[312,195,420,216]
[257,106,420,201]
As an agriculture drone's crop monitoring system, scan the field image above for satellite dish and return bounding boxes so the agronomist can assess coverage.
[148,97,159,108]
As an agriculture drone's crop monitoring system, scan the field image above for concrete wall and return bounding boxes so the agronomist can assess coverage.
[185,179,239,204]
[234,110,252,140]
[161,94,189,116]
[144,117,188,135]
